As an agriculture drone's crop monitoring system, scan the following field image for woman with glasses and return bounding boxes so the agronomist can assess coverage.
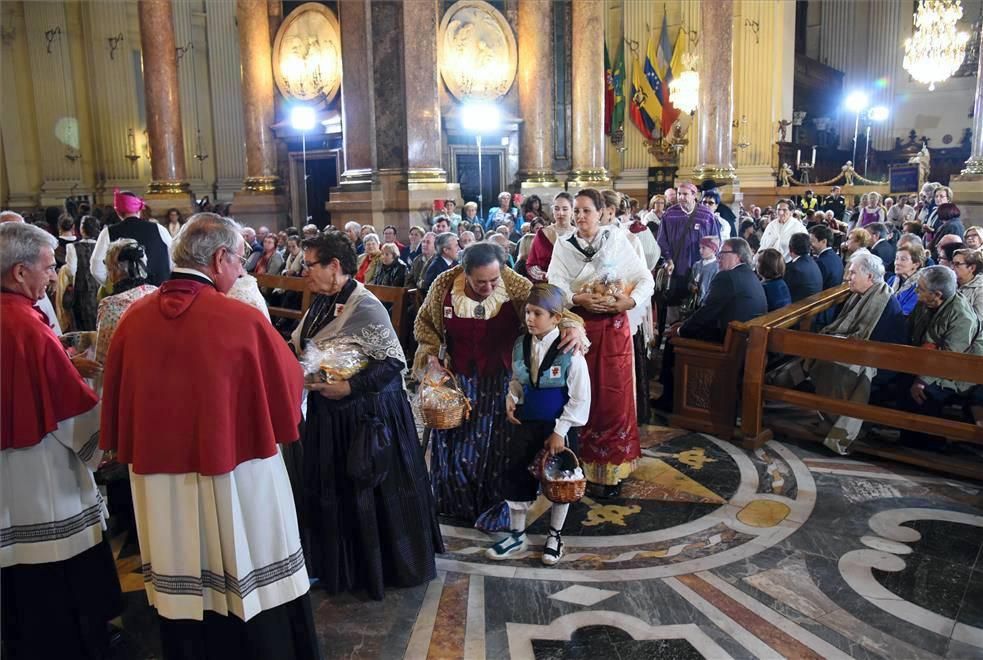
[292,232,442,600]
[953,249,983,320]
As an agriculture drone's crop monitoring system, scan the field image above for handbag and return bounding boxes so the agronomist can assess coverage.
[347,409,393,489]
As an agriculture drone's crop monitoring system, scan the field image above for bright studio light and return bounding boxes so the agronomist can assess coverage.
[460,102,501,134]
[845,91,869,114]
[290,105,317,132]
[869,105,890,122]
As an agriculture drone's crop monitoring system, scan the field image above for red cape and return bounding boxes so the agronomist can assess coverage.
[1,292,98,449]
[99,279,303,475]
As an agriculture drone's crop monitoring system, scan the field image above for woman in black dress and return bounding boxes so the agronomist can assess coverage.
[291,232,443,600]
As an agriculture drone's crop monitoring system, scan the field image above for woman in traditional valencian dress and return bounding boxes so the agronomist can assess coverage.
[292,232,442,600]
[525,192,575,283]
[414,243,585,525]
[547,188,654,498]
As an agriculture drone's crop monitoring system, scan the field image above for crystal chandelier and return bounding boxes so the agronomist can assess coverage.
[668,53,700,115]
[903,0,970,91]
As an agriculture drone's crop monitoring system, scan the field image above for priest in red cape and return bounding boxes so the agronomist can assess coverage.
[100,213,319,659]
[1,222,123,658]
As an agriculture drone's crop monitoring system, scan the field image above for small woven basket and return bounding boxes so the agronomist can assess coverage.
[540,447,586,504]
[420,372,472,430]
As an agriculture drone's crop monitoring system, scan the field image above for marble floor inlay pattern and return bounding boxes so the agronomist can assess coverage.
[102,431,983,659]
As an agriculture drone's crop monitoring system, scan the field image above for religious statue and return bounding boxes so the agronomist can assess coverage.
[841,161,856,186]
[908,144,931,183]
[777,120,791,143]
[778,162,793,187]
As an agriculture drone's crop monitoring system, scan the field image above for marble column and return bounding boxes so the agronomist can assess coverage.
[337,0,376,186]
[237,0,279,192]
[517,0,558,185]
[138,0,189,193]
[958,30,983,178]
[694,0,736,183]
[569,0,608,186]
[401,0,445,183]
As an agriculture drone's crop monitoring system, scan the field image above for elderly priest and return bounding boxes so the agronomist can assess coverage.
[1,222,123,658]
[100,213,320,659]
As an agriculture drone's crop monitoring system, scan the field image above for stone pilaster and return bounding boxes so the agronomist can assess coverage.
[137,0,191,200]
[568,0,608,187]
[205,0,246,202]
[693,0,735,184]
[517,0,558,186]
[1,1,42,209]
[950,30,983,226]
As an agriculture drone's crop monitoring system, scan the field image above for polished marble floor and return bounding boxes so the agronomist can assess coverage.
[107,426,983,659]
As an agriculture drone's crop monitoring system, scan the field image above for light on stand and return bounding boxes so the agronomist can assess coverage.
[844,91,869,170]
[863,105,890,176]
[460,102,502,219]
[290,106,317,223]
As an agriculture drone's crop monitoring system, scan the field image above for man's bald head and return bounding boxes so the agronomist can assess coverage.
[0,211,25,224]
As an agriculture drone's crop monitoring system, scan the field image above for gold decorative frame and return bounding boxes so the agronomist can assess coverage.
[272,2,342,103]
[438,0,517,102]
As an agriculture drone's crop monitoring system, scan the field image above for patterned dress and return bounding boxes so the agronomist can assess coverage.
[95,283,158,364]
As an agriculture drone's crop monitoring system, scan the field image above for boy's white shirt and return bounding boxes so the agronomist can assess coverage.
[508,326,591,437]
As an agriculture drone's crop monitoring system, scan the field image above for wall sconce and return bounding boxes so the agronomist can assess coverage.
[733,115,750,150]
[125,128,140,163]
[44,26,61,54]
[64,147,81,162]
[193,129,208,162]
[175,41,192,63]
[679,23,700,48]
[744,19,760,45]
[108,33,124,60]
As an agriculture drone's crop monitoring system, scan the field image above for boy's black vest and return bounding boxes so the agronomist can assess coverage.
[108,217,170,285]
[511,334,573,422]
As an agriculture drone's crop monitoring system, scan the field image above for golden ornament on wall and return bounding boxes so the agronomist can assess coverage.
[438,0,517,102]
[272,2,341,102]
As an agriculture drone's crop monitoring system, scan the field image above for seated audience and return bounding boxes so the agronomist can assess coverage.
[888,242,928,315]
[739,219,760,251]
[459,230,476,249]
[784,232,823,302]
[406,231,436,289]
[372,242,408,287]
[930,203,965,252]
[758,199,806,260]
[953,249,983,320]
[963,226,981,251]
[866,223,895,275]
[756,248,791,312]
[406,225,426,263]
[938,241,963,269]
[902,266,983,449]
[355,233,382,283]
[382,225,408,261]
[771,251,906,455]
[283,235,304,276]
[421,231,460,293]
[245,234,284,276]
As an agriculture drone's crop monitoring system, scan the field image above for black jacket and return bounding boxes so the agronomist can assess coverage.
[679,264,767,342]
[815,248,844,290]
[870,239,896,275]
[821,195,846,220]
[784,254,823,303]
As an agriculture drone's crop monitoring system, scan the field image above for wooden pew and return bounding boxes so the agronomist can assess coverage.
[253,274,312,321]
[668,284,849,438]
[738,287,983,480]
[252,275,417,348]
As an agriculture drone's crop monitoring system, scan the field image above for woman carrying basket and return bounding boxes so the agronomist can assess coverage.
[413,244,587,526]
[485,284,590,565]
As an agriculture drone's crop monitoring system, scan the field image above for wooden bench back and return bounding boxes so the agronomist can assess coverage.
[253,275,416,347]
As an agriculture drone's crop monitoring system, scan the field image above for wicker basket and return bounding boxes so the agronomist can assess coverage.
[540,447,587,504]
[420,372,472,430]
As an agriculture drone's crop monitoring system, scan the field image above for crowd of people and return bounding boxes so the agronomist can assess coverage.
[2,176,981,657]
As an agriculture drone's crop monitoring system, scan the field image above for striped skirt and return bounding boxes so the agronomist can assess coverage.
[429,371,515,525]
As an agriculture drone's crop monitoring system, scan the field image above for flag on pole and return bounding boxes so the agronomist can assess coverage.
[629,51,656,140]
[604,44,613,135]
[642,30,665,135]
[611,41,626,137]
[661,28,685,136]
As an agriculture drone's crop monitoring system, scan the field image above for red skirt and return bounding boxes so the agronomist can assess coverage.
[576,309,641,484]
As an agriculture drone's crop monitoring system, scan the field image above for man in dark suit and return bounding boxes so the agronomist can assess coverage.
[784,232,823,303]
[867,222,896,275]
[421,231,460,294]
[809,224,844,326]
[821,185,846,221]
[655,238,767,410]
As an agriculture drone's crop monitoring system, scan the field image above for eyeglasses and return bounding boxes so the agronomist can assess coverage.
[302,260,321,269]
[952,261,968,268]
[718,250,737,255]
[236,253,248,267]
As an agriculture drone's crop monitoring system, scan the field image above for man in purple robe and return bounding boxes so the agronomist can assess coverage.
[657,181,721,324]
